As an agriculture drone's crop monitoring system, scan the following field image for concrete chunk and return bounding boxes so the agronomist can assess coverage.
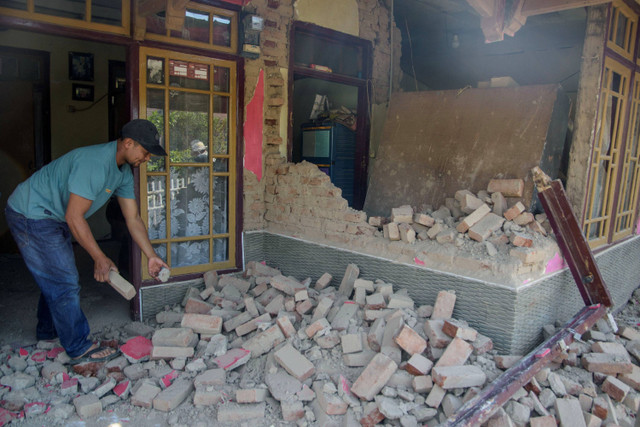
[431,365,487,389]
[152,328,196,347]
[153,379,194,412]
[73,394,102,419]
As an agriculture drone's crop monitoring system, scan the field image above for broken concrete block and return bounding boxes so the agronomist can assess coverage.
[431,365,487,389]
[341,334,363,354]
[351,353,398,401]
[274,344,315,381]
[387,293,414,309]
[73,394,102,419]
[412,375,433,393]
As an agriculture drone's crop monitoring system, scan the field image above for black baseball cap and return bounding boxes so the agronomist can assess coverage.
[121,119,167,156]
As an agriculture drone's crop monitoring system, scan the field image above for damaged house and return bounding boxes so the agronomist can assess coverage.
[2,0,640,424]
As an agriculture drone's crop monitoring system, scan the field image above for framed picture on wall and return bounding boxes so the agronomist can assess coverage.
[72,83,94,101]
[69,51,94,81]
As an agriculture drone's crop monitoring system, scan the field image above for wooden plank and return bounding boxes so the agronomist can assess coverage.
[533,167,613,307]
[521,0,612,17]
[442,304,606,426]
[466,0,496,17]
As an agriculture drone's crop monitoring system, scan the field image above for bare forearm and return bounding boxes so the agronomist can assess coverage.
[125,215,156,259]
[66,214,106,262]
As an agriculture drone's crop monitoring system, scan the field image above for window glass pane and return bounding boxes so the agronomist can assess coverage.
[294,32,363,78]
[92,0,122,26]
[213,96,229,154]
[172,240,210,267]
[171,9,209,43]
[615,12,629,48]
[213,176,228,234]
[34,0,85,19]
[212,14,232,47]
[147,176,167,240]
[169,60,209,90]
[214,238,228,263]
[147,57,164,85]
[146,88,166,172]
[214,67,229,92]
[213,158,228,172]
[153,243,167,263]
[0,0,27,11]
[170,167,210,238]
[169,91,209,163]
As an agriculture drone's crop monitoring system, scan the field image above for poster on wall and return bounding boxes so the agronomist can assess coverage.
[169,60,188,77]
[69,52,94,81]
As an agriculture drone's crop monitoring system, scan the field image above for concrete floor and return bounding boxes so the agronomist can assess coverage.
[0,241,132,348]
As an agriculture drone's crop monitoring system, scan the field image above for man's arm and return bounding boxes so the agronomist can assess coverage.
[66,193,115,282]
[117,196,169,279]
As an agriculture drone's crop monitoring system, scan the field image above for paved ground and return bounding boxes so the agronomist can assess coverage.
[0,241,132,348]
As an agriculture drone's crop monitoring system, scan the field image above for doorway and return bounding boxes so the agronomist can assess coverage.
[289,22,372,210]
[0,46,51,253]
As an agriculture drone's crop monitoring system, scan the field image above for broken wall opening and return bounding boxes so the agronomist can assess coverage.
[364,84,570,217]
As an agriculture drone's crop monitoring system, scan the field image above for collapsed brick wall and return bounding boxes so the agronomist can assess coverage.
[264,160,377,243]
[242,0,401,231]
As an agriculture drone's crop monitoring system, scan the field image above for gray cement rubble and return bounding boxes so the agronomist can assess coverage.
[3,265,640,426]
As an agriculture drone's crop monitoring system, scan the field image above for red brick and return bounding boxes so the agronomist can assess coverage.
[503,202,526,221]
[488,179,524,197]
[456,204,491,233]
[274,344,315,381]
[432,290,456,319]
[394,325,427,355]
[435,338,473,367]
[351,353,398,400]
[601,376,630,402]
[184,297,213,314]
[180,314,222,335]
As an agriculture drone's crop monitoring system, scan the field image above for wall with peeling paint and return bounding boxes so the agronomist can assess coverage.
[293,0,360,36]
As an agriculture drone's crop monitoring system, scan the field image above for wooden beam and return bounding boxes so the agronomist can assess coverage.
[466,0,495,17]
[521,0,612,17]
[504,0,527,37]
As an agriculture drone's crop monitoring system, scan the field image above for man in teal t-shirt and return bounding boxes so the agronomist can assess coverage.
[6,119,169,364]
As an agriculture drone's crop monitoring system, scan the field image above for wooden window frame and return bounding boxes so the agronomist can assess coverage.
[142,2,237,55]
[0,0,130,36]
[138,46,237,279]
[608,0,637,61]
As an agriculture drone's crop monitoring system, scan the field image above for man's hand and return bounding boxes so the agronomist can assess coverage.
[148,256,169,280]
[94,255,117,283]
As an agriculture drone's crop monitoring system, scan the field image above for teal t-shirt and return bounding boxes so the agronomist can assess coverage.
[8,141,135,221]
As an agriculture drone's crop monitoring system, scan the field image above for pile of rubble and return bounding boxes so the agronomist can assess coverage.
[2,262,640,426]
[367,179,557,274]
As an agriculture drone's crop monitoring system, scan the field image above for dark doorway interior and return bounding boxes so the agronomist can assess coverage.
[0,46,51,253]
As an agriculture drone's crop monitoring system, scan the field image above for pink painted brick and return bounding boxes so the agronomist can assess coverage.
[120,336,153,362]
[212,348,251,371]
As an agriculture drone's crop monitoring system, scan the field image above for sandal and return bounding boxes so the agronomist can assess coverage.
[68,346,119,365]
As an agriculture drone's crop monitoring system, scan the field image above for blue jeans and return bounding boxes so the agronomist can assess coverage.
[5,206,92,358]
